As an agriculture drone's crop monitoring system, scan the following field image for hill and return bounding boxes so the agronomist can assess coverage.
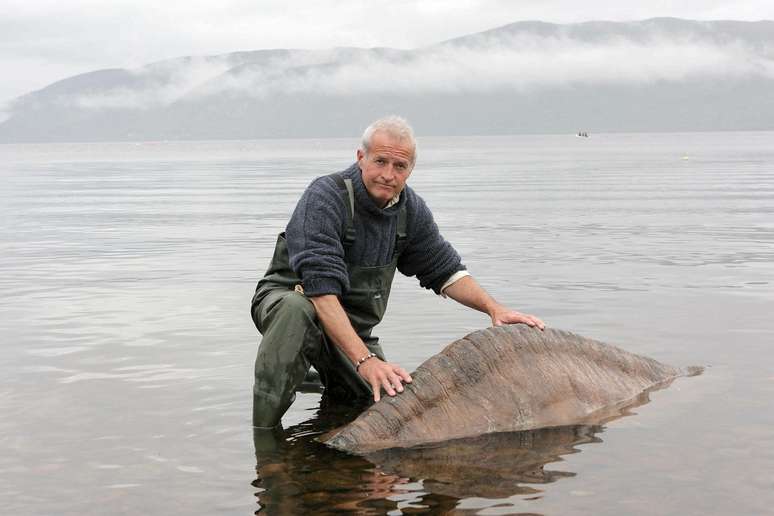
[2,18,773,142]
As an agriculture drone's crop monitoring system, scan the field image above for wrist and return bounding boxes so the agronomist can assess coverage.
[355,352,377,372]
[484,300,502,318]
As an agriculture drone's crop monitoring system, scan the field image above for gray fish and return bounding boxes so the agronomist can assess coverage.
[322,325,700,454]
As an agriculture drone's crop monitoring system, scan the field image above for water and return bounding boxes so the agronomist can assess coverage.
[1,133,773,515]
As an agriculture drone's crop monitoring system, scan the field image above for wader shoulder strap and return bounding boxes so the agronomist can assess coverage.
[329,173,356,251]
[329,172,408,259]
[394,203,408,258]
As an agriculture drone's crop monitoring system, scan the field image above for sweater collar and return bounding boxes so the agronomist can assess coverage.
[343,162,407,217]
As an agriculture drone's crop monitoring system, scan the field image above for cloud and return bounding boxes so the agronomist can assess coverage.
[69,58,234,110]
[3,1,774,105]
[33,25,774,111]
[199,35,774,99]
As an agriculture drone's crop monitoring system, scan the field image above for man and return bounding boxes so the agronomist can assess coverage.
[251,116,544,429]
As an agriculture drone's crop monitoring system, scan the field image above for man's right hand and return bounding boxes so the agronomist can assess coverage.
[309,294,413,402]
[357,358,413,402]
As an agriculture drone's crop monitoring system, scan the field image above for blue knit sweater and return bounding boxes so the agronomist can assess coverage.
[286,163,465,297]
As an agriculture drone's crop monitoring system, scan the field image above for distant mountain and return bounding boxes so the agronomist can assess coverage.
[2,18,773,142]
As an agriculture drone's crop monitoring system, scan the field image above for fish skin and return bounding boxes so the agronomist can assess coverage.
[322,325,699,454]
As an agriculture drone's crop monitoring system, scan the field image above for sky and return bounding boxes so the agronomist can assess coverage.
[2,0,773,106]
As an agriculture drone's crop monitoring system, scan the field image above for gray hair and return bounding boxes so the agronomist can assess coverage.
[360,115,417,164]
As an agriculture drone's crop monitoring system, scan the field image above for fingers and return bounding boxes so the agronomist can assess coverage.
[522,313,545,330]
[520,314,545,330]
[381,369,409,397]
[370,378,381,403]
[361,361,412,402]
[395,366,412,384]
[382,376,397,397]
[361,360,384,402]
[492,310,547,331]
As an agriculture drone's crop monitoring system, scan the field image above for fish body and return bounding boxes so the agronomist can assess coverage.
[322,326,697,454]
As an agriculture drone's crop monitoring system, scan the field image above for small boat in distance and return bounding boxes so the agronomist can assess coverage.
[576,131,590,138]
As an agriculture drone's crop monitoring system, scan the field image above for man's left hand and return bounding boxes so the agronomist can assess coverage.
[490,306,545,330]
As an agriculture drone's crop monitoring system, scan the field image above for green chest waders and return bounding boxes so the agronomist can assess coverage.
[251,173,408,427]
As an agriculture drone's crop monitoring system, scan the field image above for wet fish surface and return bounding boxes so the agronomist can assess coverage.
[322,325,700,454]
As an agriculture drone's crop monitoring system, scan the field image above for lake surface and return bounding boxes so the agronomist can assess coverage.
[1,132,773,515]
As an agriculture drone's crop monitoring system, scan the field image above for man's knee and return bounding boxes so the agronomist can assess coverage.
[276,292,317,321]
[257,292,324,364]
[256,291,317,332]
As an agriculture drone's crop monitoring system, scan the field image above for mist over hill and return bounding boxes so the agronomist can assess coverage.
[2,18,773,142]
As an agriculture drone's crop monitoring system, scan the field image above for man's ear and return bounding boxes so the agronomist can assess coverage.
[356,149,365,163]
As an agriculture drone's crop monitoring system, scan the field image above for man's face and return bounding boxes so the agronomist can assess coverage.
[357,131,415,208]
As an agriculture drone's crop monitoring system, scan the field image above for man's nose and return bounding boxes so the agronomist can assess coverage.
[381,163,396,181]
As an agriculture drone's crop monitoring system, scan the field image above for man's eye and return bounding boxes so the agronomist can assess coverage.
[375,159,386,165]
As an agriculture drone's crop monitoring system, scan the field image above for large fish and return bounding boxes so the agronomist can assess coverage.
[322,325,700,454]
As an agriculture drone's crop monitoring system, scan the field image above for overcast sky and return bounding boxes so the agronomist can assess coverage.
[2,0,773,105]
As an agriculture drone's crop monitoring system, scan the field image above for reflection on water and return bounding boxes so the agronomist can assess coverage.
[253,405,421,514]
[370,426,593,500]
[254,409,484,514]
[254,390,660,514]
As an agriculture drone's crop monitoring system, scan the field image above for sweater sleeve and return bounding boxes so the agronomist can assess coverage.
[398,191,466,294]
[285,177,350,297]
